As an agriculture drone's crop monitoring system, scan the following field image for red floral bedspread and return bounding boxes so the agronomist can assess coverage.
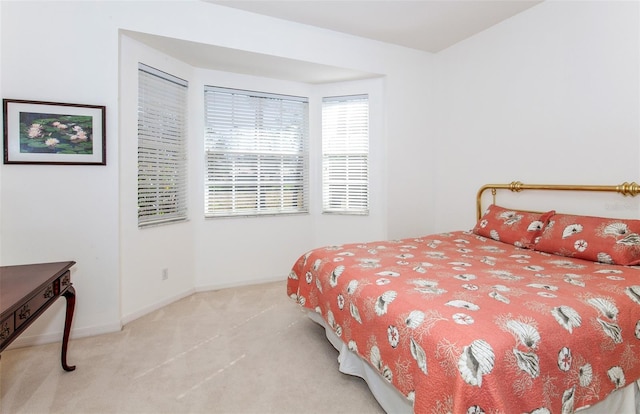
[287,231,640,414]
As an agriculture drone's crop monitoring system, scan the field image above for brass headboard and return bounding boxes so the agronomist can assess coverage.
[476,181,640,220]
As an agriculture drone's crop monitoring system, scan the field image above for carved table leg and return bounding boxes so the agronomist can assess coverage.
[61,286,76,371]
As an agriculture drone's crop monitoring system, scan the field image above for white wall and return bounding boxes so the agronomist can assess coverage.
[308,78,388,247]
[119,36,198,323]
[6,0,636,348]
[432,0,640,231]
[118,31,398,319]
[1,1,432,344]
[1,1,122,344]
[191,72,388,292]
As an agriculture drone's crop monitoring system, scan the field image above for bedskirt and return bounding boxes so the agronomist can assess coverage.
[306,309,640,414]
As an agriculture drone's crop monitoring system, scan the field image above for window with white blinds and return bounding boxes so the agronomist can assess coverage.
[204,86,309,217]
[137,63,188,227]
[322,95,369,214]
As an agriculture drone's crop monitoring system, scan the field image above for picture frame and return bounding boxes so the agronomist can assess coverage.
[3,99,106,165]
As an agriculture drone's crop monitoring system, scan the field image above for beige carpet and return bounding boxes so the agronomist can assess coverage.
[0,281,384,414]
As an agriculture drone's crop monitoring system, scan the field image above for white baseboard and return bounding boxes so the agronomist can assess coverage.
[195,275,285,292]
[6,321,122,351]
[6,279,283,351]
[120,287,195,325]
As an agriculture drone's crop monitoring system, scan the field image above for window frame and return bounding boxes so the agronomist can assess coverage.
[137,63,189,227]
[321,94,370,215]
[203,86,310,218]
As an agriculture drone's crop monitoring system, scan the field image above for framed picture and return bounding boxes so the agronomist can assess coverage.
[3,99,106,165]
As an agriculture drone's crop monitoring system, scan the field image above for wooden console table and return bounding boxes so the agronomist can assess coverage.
[0,261,76,371]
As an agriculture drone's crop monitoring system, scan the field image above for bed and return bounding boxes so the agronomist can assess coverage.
[287,181,640,414]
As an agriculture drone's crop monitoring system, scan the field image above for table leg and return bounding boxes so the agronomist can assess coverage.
[61,286,76,371]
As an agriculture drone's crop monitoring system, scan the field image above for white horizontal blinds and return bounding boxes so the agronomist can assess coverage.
[322,95,369,214]
[137,63,188,227]
[204,86,309,217]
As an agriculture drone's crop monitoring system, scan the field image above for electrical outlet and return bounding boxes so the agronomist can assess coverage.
[162,268,169,281]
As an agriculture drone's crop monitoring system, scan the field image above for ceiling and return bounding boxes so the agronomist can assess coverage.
[207,0,543,53]
[124,30,379,84]
[126,0,542,84]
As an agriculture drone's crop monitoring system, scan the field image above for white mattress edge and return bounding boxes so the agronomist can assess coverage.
[307,310,413,414]
[305,310,640,414]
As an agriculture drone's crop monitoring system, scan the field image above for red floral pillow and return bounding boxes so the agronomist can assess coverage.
[534,213,640,265]
[472,204,555,248]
